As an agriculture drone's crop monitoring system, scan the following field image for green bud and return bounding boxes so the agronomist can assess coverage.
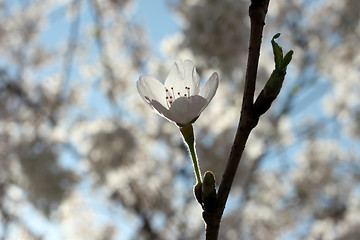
[271,33,283,69]
[264,33,294,97]
[202,171,216,199]
[202,171,217,212]
[264,70,285,97]
[253,34,294,117]
[281,50,294,70]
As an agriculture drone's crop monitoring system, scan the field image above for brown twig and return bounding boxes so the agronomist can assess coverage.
[203,1,271,239]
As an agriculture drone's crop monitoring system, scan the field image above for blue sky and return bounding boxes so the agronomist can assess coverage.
[136,0,180,57]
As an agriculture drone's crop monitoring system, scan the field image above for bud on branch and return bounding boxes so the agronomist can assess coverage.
[253,33,294,117]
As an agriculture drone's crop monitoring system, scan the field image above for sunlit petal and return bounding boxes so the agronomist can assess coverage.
[137,76,167,108]
[187,95,208,118]
[165,60,200,96]
[150,100,180,122]
[199,72,219,102]
[183,60,200,94]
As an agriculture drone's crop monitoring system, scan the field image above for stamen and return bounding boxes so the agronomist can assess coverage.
[166,86,188,107]
[170,97,173,106]
[165,88,172,108]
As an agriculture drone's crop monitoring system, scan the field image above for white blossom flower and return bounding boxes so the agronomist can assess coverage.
[137,60,219,126]
[137,60,218,184]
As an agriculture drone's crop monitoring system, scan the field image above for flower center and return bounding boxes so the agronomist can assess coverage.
[165,86,191,107]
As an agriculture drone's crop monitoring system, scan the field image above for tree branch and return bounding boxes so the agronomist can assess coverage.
[203,1,270,239]
[90,0,118,101]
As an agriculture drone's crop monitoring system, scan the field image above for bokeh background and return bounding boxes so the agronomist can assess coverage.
[1,0,360,239]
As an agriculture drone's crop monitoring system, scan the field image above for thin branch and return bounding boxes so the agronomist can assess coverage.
[203,1,271,239]
[50,0,82,125]
[90,0,117,101]
[218,0,270,214]
[60,0,82,97]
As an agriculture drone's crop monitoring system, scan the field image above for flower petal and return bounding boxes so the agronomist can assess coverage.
[183,60,201,94]
[168,96,207,125]
[149,99,181,123]
[164,60,201,95]
[187,95,208,118]
[137,76,167,109]
[199,72,219,102]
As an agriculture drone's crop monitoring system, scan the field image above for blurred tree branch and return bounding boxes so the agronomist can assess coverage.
[49,0,82,126]
[90,0,118,101]
[60,0,82,104]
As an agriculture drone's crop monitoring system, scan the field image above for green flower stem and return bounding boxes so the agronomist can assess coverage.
[188,138,202,184]
[180,124,202,184]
